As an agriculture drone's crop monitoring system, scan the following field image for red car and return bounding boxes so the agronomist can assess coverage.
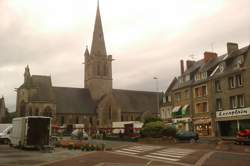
[235,129,250,145]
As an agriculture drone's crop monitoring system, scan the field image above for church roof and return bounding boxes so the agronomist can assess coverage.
[113,89,161,113]
[90,2,107,56]
[53,87,96,114]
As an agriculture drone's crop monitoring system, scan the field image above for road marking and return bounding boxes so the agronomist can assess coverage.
[195,151,215,166]
[115,150,137,155]
[143,148,196,162]
[151,152,185,158]
[145,155,180,161]
[114,145,163,155]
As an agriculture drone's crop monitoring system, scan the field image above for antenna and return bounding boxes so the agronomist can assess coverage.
[210,42,214,52]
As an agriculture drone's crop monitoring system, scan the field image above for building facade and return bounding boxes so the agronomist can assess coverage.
[16,3,160,129]
[166,42,250,137]
[213,43,250,137]
[0,97,7,123]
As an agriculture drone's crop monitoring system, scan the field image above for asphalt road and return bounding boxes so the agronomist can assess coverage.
[0,140,250,166]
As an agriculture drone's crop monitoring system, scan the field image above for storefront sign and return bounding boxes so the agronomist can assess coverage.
[172,117,191,123]
[216,107,250,118]
[193,118,211,124]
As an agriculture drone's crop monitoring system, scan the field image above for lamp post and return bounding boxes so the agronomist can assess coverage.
[153,77,160,118]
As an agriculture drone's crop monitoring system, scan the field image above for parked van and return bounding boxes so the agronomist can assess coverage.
[10,116,51,148]
[0,124,12,144]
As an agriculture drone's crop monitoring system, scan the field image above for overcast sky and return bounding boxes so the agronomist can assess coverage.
[0,0,250,112]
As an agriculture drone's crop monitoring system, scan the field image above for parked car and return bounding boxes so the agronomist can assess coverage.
[71,129,89,140]
[0,125,12,144]
[235,129,250,145]
[175,131,199,143]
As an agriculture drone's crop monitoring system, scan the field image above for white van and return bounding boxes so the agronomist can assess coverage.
[10,116,51,148]
[0,124,12,144]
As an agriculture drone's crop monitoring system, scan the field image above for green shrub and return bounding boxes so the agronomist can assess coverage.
[144,117,163,125]
[161,126,177,137]
[141,121,165,138]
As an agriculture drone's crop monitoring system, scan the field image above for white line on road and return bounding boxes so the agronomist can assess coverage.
[144,155,180,162]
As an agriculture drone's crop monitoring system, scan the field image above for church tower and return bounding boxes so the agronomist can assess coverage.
[84,2,113,101]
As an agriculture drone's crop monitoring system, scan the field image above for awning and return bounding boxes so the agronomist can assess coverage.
[172,106,181,113]
[181,104,189,114]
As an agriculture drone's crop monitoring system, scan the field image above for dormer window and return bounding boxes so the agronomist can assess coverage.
[219,63,224,72]
[235,55,244,69]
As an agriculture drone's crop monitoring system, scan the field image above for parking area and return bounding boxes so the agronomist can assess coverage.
[0,145,85,166]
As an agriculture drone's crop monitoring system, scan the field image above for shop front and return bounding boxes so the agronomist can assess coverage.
[216,107,250,137]
[172,117,192,132]
[193,118,212,136]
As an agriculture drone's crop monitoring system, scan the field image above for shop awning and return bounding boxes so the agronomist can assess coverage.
[172,106,181,113]
[181,104,189,114]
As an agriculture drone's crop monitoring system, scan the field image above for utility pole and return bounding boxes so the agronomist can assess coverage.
[153,77,160,118]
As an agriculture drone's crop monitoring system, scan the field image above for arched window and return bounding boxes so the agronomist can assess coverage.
[97,63,100,76]
[109,106,112,120]
[43,106,52,117]
[76,116,79,124]
[61,116,64,126]
[28,107,32,116]
[103,64,107,76]
[89,117,93,125]
[20,101,26,117]
[35,108,39,116]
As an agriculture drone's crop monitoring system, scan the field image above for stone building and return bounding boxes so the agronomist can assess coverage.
[16,3,160,128]
[166,42,250,137]
[0,97,7,123]
[213,43,250,137]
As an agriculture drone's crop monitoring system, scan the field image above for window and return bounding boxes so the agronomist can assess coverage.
[238,95,244,108]
[167,95,171,102]
[219,63,224,72]
[97,64,100,76]
[175,93,181,101]
[194,85,207,98]
[109,106,112,120]
[61,116,64,126]
[76,116,79,124]
[195,102,208,113]
[89,117,93,125]
[103,64,107,76]
[236,74,243,87]
[184,90,189,99]
[230,96,237,109]
[35,109,39,116]
[215,80,221,92]
[229,76,235,88]
[216,98,222,111]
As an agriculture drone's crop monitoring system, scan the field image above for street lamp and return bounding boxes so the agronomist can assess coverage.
[153,77,160,118]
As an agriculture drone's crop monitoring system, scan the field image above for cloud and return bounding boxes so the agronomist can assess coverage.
[0,0,250,112]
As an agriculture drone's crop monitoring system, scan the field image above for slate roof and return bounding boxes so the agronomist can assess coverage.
[53,87,96,114]
[113,89,162,113]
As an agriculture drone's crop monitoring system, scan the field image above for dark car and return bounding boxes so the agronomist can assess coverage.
[175,131,199,143]
[235,129,250,145]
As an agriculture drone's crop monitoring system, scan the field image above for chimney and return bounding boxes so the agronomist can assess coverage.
[227,42,238,55]
[204,52,217,63]
[186,60,195,69]
[180,60,184,75]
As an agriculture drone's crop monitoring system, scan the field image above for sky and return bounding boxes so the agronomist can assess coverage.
[0,0,250,112]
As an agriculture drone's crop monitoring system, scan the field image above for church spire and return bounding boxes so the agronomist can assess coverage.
[90,1,107,56]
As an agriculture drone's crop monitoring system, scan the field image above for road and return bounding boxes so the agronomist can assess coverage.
[0,140,250,166]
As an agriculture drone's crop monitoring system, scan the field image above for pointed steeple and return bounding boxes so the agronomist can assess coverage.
[90,1,107,56]
[84,46,90,57]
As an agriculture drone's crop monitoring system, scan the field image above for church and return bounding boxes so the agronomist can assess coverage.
[16,3,160,129]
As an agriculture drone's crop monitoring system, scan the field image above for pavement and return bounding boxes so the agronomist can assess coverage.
[0,139,250,166]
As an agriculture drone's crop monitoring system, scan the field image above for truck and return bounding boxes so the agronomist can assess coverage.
[0,124,12,144]
[112,121,143,134]
[10,116,52,149]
